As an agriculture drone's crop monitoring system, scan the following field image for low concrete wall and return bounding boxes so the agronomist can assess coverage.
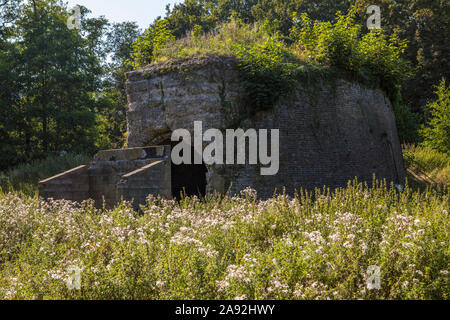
[117,160,171,208]
[88,158,157,207]
[38,146,172,208]
[38,165,89,202]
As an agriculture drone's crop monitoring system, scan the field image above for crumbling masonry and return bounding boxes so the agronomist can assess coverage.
[39,55,405,207]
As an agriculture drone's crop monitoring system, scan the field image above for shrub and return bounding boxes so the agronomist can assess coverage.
[420,78,450,154]
[127,19,175,69]
[290,11,360,69]
[233,37,297,113]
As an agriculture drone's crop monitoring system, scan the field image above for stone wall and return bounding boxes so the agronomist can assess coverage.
[39,146,171,208]
[126,56,243,147]
[38,165,89,202]
[124,55,406,198]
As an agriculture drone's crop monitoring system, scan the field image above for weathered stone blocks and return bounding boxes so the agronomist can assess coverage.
[39,146,171,208]
[117,160,171,208]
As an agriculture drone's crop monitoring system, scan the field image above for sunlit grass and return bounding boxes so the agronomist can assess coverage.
[153,20,306,65]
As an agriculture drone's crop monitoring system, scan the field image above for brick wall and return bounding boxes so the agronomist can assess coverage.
[125,56,406,198]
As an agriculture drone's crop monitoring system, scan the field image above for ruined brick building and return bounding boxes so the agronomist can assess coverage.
[39,56,405,207]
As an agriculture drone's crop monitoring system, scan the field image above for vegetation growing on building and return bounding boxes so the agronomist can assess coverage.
[129,9,412,118]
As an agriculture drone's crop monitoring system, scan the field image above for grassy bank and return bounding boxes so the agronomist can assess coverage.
[403,144,450,188]
[0,180,448,300]
[0,153,90,195]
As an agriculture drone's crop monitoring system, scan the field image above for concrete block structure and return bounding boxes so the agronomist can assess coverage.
[38,165,90,203]
[39,55,406,206]
[124,55,406,199]
[39,146,171,208]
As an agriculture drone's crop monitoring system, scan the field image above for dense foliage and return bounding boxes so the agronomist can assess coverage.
[127,19,174,69]
[1,0,448,171]
[420,79,450,154]
[0,152,90,194]
[291,9,411,96]
[352,0,450,117]
[0,1,102,169]
[0,0,139,171]
[0,181,447,299]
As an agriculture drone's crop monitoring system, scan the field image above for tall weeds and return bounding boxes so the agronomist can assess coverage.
[0,180,447,299]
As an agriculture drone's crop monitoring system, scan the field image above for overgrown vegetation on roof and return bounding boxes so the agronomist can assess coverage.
[128,8,412,116]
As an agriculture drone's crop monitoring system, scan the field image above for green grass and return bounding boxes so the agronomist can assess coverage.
[0,180,448,300]
[403,144,450,187]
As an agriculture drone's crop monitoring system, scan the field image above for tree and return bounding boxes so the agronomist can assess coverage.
[128,19,174,68]
[0,0,25,41]
[164,0,354,37]
[251,0,352,35]
[165,0,217,38]
[0,37,21,168]
[420,78,450,154]
[101,21,141,148]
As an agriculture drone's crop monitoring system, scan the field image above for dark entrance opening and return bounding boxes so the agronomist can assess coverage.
[166,141,207,199]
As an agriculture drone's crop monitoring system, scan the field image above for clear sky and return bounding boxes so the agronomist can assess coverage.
[65,0,181,29]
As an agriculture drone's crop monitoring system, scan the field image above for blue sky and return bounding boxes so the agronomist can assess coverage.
[65,0,181,29]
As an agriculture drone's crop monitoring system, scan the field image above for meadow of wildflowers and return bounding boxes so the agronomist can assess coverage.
[0,180,448,300]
